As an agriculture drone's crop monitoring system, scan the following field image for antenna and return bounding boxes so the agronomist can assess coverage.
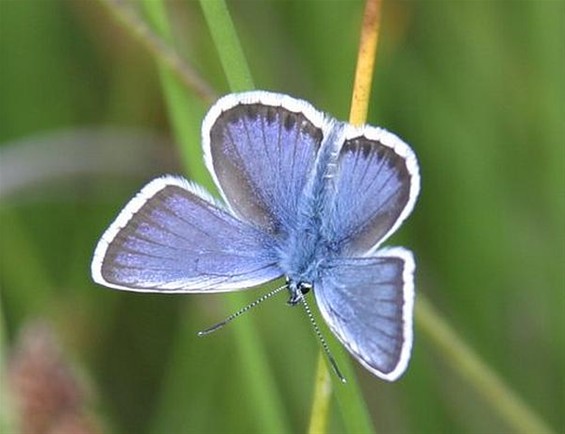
[197,283,288,336]
[299,292,346,383]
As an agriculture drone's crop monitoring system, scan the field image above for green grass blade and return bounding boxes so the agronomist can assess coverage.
[141,0,209,186]
[197,2,291,432]
[199,0,254,92]
[416,295,555,434]
[141,1,290,433]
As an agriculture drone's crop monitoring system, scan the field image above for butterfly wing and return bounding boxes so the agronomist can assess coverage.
[203,91,333,235]
[91,176,282,292]
[314,248,415,381]
[324,126,420,255]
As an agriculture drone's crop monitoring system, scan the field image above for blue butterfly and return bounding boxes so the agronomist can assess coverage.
[91,91,420,381]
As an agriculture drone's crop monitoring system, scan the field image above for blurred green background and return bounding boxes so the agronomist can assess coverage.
[1,1,563,433]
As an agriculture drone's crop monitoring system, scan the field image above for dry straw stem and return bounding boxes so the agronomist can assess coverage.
[309,1,382,434]
[312,0,554,433]
[349,0,382,127]
[97,0,217,104]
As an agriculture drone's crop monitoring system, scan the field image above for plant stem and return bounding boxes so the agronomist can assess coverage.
[199,0,253,92]
[198,1,291,433]
[349,0,382,126]
[97,0,216,104]
[140,0,209,185]
[310,1,383,434]
[349,1,554,432]
[307,356,332,434]
[416,295,554,434]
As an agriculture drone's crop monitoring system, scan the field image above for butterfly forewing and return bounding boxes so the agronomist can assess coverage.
[314,248,415,381]
[324,127,420,255]
[92,177,282,292]
[203,92,332,235]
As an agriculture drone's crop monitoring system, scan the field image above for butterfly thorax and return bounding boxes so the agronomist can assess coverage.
[282,224,340,306]
[278,124,346,293]
[280,228,331,286]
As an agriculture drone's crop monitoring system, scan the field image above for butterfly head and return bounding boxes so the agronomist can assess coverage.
[286,278,312,306]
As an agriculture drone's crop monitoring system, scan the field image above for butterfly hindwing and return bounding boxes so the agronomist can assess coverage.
[91,176,282,292]
[314,248,415,380]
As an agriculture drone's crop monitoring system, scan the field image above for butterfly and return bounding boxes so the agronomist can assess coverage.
[91,91,420,381]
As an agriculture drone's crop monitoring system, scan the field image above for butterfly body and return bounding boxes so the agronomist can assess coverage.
[269,121,351,304]
[92,91,420,381]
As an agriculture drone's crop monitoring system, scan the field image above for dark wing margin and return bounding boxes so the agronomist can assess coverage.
[314,248,415,381]
[203,91,333,235]
[91,176,282,292]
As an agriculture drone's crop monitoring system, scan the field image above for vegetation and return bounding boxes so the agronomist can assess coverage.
[1,1,562,433]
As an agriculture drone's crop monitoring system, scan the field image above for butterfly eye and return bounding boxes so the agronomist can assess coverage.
[299,282,312,295]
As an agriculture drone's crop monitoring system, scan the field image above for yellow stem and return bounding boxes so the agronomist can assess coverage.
[350,0,382,126]
[307,355,333,434]
[309,1,383,433]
